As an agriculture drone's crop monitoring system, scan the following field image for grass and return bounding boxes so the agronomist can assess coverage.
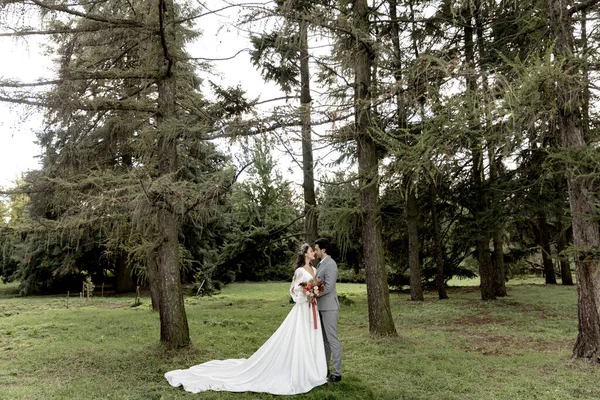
[1,277,599,400]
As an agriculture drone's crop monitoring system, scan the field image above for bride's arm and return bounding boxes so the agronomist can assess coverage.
[290,268,307,303]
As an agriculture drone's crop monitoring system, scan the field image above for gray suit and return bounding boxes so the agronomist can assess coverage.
[316,255,342,377]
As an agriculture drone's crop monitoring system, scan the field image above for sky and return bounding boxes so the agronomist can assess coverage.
[0,1,312,191]
[0,35,48,189]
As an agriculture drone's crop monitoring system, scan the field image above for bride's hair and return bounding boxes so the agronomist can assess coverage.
[295,243,312,270]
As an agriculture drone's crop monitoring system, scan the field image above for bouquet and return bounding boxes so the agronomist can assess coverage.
[299,277,325,330]
[299,277,325,300]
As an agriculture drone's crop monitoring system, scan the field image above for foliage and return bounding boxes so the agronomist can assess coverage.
[212,136,302,283]
[0,0,247,298]
[317,172,362,272]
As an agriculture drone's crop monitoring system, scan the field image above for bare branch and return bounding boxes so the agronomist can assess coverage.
[254,96,300,105]
[570,0,600,14]
[175,2,267,25]
[186,48,250,61]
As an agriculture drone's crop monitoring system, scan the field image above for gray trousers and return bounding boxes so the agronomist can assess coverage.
[319,310,342,376]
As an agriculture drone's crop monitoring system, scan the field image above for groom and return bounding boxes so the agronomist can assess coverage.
[314,238,342,382]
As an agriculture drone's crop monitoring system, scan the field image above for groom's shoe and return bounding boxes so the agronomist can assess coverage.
[329,374,342,383]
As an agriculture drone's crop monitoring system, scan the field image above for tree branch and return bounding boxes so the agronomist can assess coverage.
[570,0,600,14]
[0,71,159,87]
[186,48,250,61]
[175,3,266,25]
[254,96,300,105]
[0,26,122,37]
[24,0,144,27]
[0,95,156,113]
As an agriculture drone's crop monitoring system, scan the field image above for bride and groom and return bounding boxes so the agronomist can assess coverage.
[164,238,342,395]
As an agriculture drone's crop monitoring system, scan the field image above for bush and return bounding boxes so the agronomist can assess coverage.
[338,268,366,283]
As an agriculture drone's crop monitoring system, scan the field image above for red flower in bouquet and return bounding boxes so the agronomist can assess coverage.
[299,277,325,299]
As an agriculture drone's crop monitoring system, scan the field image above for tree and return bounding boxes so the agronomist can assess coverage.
[215,136,301,282]
[0,0,244,348]
[547,0,600,361]
[248,0,320,245]
[349,0,396,335]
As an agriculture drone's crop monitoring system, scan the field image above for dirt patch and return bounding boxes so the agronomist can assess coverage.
[439,312,567,356]
[461,333,566,355]
[451,312,512,326]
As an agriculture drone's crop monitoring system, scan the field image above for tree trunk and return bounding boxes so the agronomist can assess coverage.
[352,0,396,335]
[548,0,600,361]
[406,185,423,301]
[115,252,135,293]
[146,250,160,311]
[475,237,496,300]
[492,230,507,297]
[464,1,495,301]
[537,212,557,284]
[581,9,590,142]
[391,0,426,301]
[488,146,506,297]
[299,19,318,245]
[430,184,448,299]
[557,222,574,286]
[155,0,190,349]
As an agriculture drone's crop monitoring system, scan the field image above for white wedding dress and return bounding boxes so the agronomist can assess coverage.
[164,267,328,395]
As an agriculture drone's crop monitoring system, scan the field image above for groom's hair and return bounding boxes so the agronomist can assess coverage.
[314,238,332,254]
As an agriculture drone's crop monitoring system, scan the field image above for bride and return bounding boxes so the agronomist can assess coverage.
[165,243,328,395]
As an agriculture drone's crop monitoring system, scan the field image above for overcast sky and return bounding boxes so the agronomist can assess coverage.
[0,34,48,189]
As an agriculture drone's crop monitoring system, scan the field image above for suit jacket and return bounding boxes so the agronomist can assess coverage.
[316,255,339,311]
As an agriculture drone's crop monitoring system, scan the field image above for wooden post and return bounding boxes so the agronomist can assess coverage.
[101,282,104,297]
[135,285,140,307]
[66,291,69,309]
[196,280,205,296]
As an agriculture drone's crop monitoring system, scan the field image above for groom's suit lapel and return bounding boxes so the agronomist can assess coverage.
[317,257,327,278]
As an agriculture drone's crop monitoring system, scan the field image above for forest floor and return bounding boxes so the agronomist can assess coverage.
[1,276,599,400]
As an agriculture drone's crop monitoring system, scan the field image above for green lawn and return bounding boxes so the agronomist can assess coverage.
[1,278,599,400]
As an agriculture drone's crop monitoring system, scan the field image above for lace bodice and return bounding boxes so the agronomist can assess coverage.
[290,267,316,303]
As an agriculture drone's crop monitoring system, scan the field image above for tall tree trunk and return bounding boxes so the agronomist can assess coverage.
[430,184,449,299]
[557,221,574,285]
[488,147,506,297]
[492,231,507,297]
[388,0,406,130]
[401,0,423,302]
[299,19,318,245]
[146,249,160,311]
[581,9,590,142]
[155,0,190,349]
[406,184,423,301]
[537,212,558,284]
[115,252,136,293]
[464,1,495,300]
[548,0,600,361]
[352,0,396,335]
